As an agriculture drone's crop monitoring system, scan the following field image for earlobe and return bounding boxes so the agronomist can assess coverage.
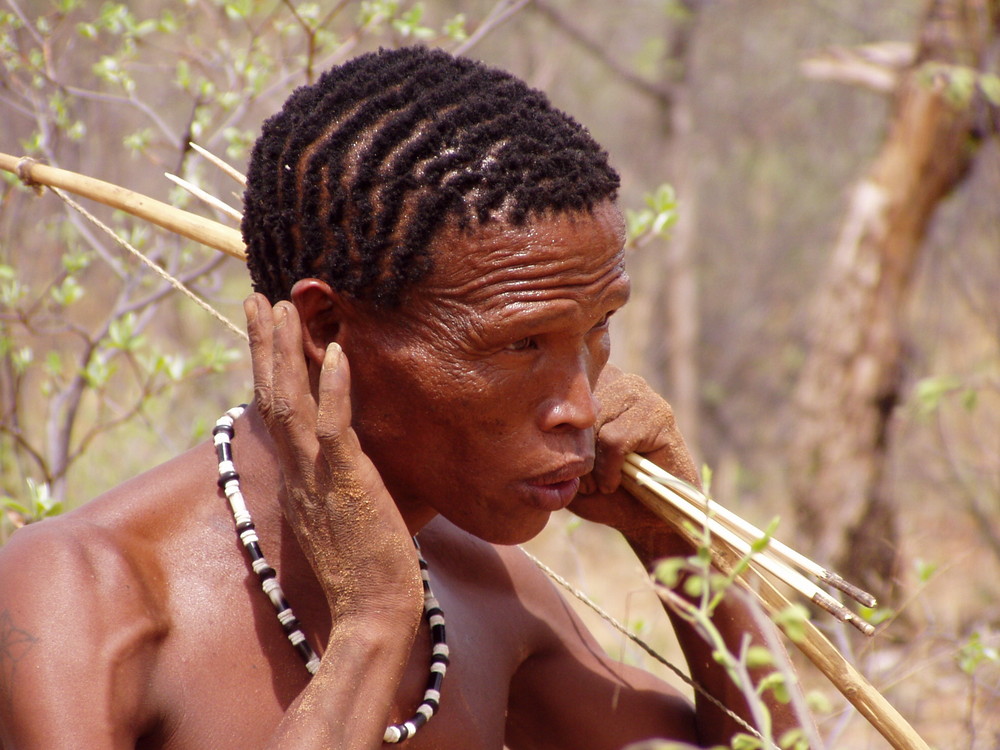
[290,278,345,367]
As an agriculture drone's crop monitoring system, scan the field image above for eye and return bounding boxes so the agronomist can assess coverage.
[592,311,614,331]
[505,337,537,352]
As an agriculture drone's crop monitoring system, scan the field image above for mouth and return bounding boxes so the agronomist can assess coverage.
[522,461,591,511]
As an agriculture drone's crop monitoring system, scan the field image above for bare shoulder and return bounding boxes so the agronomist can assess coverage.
[0,507,169,746]
[0,443,222,748]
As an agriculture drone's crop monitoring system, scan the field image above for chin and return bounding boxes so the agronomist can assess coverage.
[460,511,551,547]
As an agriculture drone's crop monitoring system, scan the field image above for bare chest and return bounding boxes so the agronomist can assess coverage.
[146,540,526,749]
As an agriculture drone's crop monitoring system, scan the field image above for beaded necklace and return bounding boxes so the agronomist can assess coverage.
[213,405,449,744]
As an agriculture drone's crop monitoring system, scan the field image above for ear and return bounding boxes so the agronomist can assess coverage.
[290,278,350,368]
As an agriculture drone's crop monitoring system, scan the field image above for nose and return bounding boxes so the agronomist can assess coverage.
[537,360,600,433]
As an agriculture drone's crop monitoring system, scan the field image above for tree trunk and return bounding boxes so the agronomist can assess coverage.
[789,0,998,602]
[624,2,704,456]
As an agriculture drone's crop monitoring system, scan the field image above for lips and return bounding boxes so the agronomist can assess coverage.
[522,461,591,511]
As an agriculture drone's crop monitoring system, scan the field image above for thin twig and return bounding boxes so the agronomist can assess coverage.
[45,187,247,342]
[531,0,675,106]
[453,0,533,56]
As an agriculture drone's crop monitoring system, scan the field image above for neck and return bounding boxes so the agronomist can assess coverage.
[234,401,440,538]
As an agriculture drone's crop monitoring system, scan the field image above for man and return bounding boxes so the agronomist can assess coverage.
[0,47,806,748]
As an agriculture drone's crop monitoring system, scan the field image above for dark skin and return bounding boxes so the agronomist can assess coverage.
[0,201,803,749]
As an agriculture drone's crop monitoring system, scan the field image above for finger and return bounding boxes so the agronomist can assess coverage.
[259,300,320,468]
[315,342,363,470]
[245,293,275,417]
[592,416,635,495]
[315,343,394,501]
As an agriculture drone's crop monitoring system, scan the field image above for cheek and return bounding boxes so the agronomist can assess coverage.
[592,333,611,374]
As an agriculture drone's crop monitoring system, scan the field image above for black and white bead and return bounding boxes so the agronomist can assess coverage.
[214,405,322,674]
[213,405,448,744]
[383,547,450,743]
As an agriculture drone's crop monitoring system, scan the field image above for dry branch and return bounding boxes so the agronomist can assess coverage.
[801,42,916,93]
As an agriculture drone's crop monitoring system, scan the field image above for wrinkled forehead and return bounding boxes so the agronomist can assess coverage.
[417,201,628,307]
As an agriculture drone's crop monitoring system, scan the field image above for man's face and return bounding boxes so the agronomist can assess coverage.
[341,201,630,544]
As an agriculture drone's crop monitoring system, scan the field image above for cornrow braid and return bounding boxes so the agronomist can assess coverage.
[242,46,620,307]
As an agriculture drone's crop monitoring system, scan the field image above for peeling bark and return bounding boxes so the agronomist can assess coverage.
[789,0,998,602]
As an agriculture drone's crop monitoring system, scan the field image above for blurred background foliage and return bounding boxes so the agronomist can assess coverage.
[1,0,998,746]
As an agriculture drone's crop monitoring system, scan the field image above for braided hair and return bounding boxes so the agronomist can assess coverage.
[242,46,621,307]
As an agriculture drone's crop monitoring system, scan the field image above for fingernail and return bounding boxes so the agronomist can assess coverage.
[323,342,342,371]
[243,294,258,323]
[273,303,287,328]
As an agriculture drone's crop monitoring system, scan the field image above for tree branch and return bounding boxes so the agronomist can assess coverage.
[531,0,675,108]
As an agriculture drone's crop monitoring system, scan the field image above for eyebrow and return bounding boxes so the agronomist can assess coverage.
[496,277,631,331]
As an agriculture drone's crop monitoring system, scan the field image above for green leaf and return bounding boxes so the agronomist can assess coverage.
[915,558,938,583]
[858,606,894,626]
[980,73,1000,105]
[711,648,734,669]
[745,645,774,669]
[82,356,115,388]
[44,350,63,378]
[157,9,179,33]
[123,127,154,155]
[66,121,86,141]
[224,0,254,21]
[0,496,30,517]
[756,671,790,703]
[0,265,28,306]
[151,353,188,381]
[359,0,399,28]
[644,183,679,236]
[25,478,62,519]
[175,59,192,90]
[654,556,687,588]
[443,13,467,41]
[778,728,809,750]
[805,689,832,714]
[730,733,763,750]
[700,464,713,494]
[107,313,145,351]
[683,574,705,597]
[393,5,434,39]
[51,276,84,306]
[958,631,1000,674]
[695,545,712,565]
[11,346,33,374]
[961,388,978,412]
[772,604,810,643]
[625,208,653,241]
[914,375,962,416]
[222,126,256,159]
[196,340,241,373]
[646,183,678,213]
[750,517,779,554]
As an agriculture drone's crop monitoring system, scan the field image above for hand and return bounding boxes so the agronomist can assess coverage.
[569,365,699,538]
[244,294,423,620]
